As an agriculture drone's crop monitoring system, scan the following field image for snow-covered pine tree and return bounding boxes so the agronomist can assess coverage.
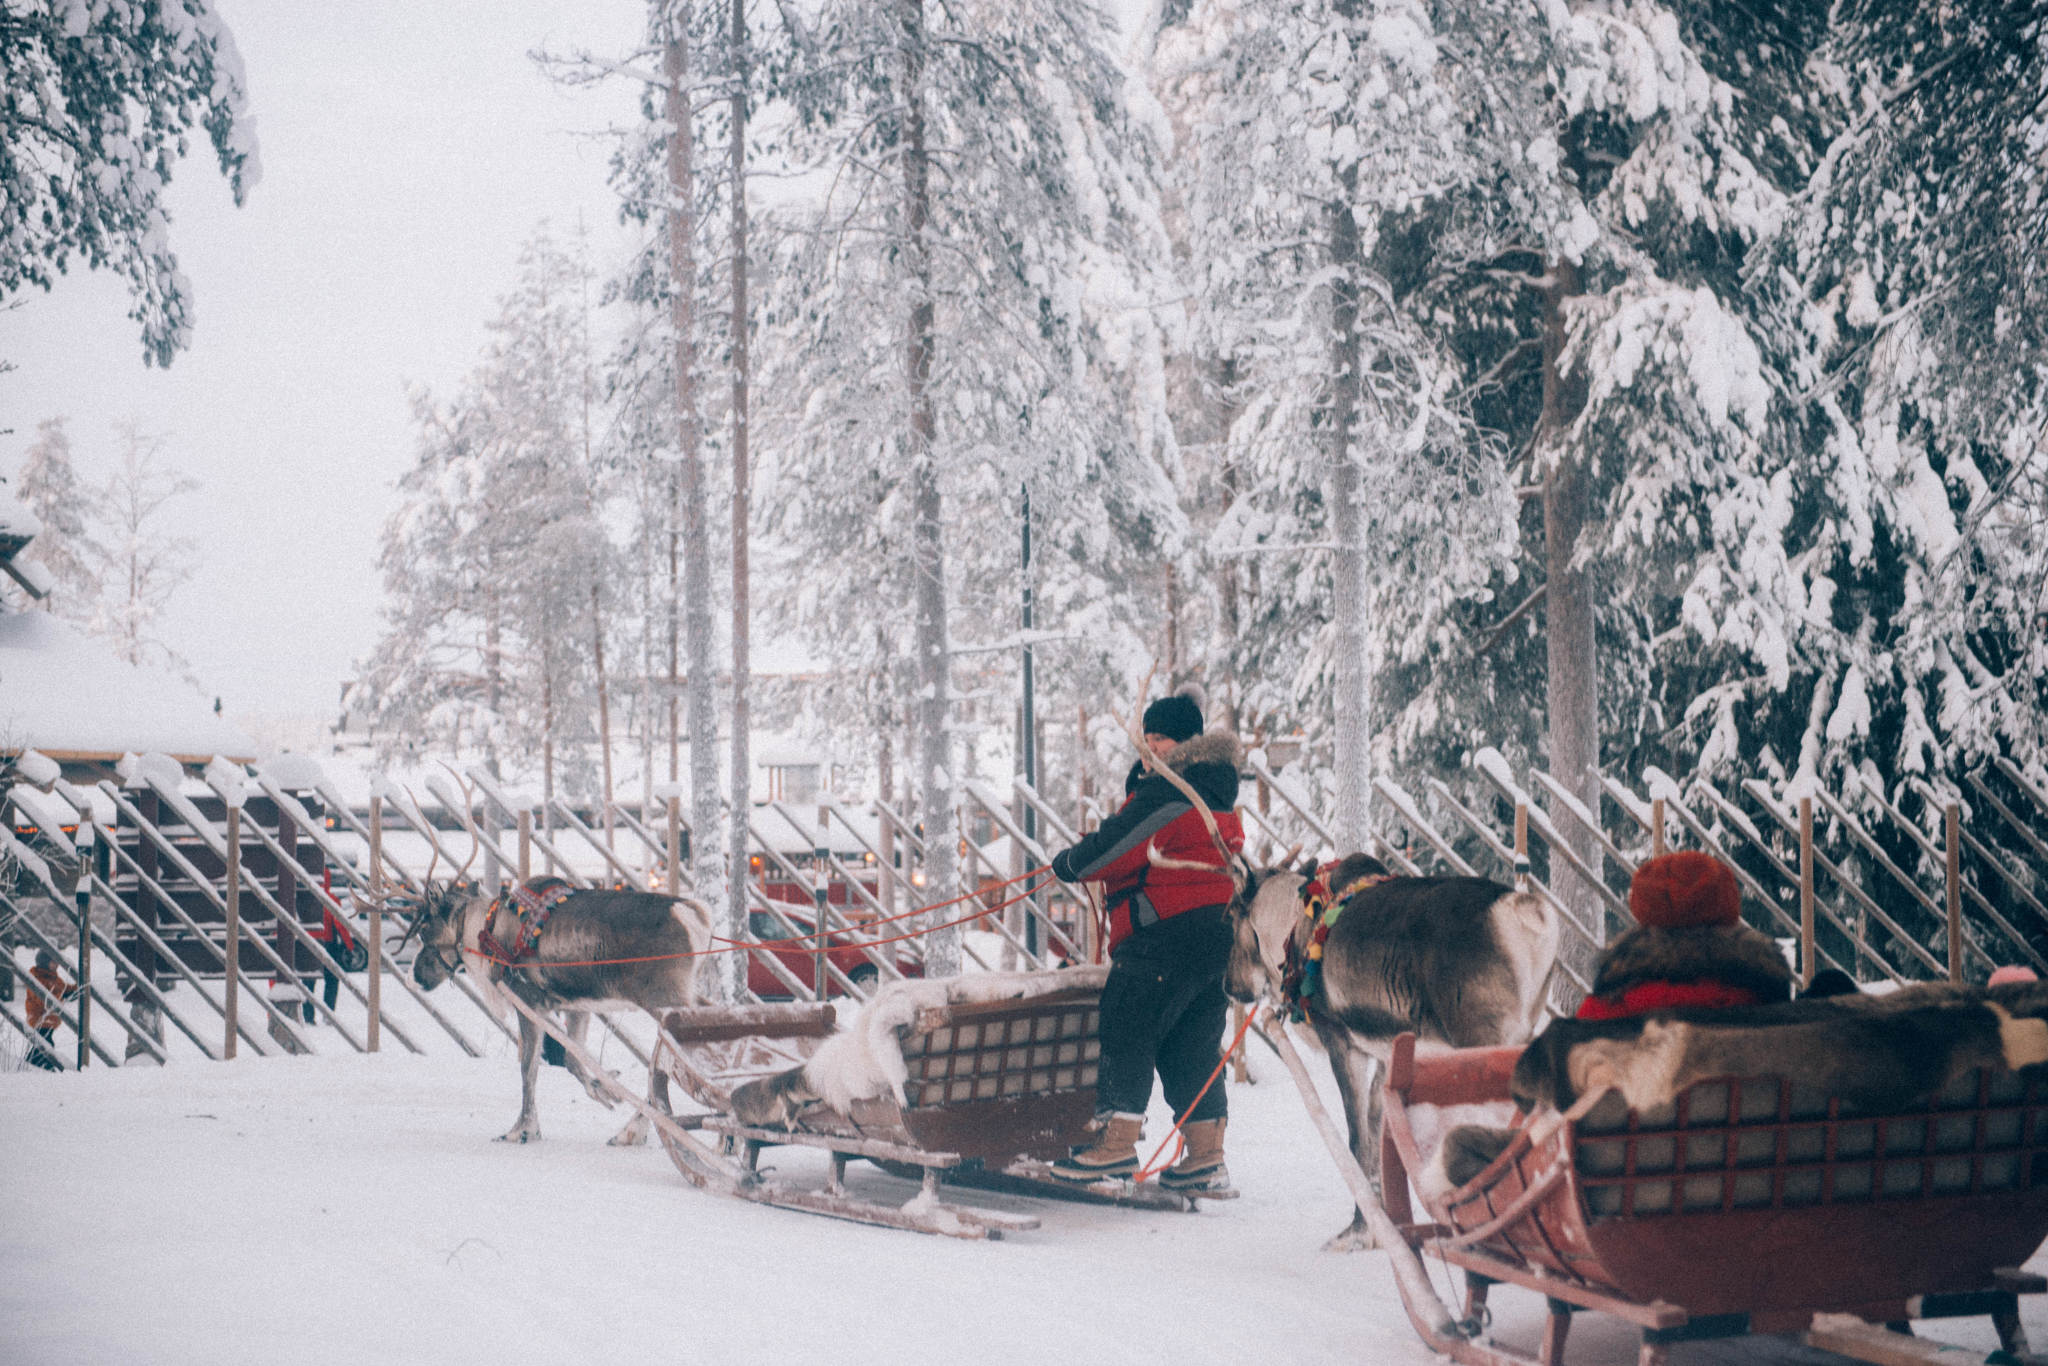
[9,417,103,622]
[1149,0,1519,854]
[1748,0,2048,808]
[751,0,1182,973]
[1152,0,1847,982]
[363,230,612,801]
[3,0,260,366]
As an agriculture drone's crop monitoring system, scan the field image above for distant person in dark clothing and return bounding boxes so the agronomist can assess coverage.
[1048,686,1244,1192]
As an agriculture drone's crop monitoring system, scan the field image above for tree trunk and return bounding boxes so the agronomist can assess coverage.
[721,0,753,1003]
[543,668,556,876]
[592,582,614,850]
[903,0,958,977]
[1540,258,1602,981]
[878,727,896,915]
[1328,174,1371,855]
[667,23,726,997]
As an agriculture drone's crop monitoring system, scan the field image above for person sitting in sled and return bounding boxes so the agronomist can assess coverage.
[1576,850,1793,1021]
[1046,685,1244,1192]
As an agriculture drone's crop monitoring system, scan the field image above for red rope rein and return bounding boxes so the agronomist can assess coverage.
[466,865,1060,970]
[1132,1003,1258,1181]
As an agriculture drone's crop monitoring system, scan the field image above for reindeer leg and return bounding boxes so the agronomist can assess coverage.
[1318,1023,1385,1251]
[500,999,545,1144]
[611,1011,677,1147]
[557,1011,619,1103]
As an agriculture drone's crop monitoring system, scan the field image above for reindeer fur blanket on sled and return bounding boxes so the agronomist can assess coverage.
[1426,982,2048,1196]
[727,967,1112,1128]
[1513,980,2048,1118]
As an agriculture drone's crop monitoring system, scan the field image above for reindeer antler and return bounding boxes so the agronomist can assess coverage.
[437,761,483,884]
[1113,663,1248,888]
[1147,840,1226,873]
[406,784,442,887]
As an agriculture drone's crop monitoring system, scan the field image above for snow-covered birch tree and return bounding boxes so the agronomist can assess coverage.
[93,420,198,672]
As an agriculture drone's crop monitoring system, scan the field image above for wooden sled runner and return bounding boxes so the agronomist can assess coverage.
[649,974,1236,1240]
[1378,1030,2048,1366]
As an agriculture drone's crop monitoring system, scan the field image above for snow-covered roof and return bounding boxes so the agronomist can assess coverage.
[0,610,257,764]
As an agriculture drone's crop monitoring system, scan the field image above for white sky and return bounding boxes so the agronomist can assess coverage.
[0,0,651,717]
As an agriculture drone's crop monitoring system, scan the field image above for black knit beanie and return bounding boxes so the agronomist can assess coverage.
[1141,692,1203,743]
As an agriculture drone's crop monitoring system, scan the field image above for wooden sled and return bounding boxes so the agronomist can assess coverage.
[1378,1032,2048,1366]
[650,984,1235,1240]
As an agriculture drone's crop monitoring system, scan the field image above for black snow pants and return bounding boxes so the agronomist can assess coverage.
[1094,904,1232,1124]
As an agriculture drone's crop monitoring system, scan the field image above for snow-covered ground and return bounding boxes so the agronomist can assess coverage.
[5,975,2045,1366]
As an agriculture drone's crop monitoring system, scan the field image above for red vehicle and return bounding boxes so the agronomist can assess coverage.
[745,908,923,999]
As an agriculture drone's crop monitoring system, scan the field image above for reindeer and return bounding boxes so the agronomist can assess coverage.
[1115,700,1558,1249]
[402,793,714,1146]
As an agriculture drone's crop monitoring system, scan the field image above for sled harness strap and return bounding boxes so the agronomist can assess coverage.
[477,877,576,966]
[1280,864,1394,1020]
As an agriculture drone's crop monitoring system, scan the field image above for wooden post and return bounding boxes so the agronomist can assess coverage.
[517,811,532,884]
[1651,797,1667,858]
[276,797,300,1022]
[224,806,241,1059]
[1799,796,1815,989]
[665,798,681,898]
[1513,802,1530,893]
[75,824,92,1070]
[814,842,830,1000]
[1946,803,1962,984]
[366,796,381,1054]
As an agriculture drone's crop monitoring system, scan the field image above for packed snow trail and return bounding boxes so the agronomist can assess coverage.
[5,1045,2045,1365]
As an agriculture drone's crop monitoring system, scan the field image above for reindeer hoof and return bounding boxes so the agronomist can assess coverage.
[1323,1221,1380,1253]
[497,1126,541,1144]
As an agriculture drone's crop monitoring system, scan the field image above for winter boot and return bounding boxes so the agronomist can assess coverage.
[1158,1118,1231,1192]
[1050,1114,1145,1183]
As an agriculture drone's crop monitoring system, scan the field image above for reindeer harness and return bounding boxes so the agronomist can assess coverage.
[1281,863,1394,1020]
[478,877,576,970]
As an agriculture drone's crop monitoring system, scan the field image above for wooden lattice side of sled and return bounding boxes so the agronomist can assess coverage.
[650,985,1220,1238]
[1378,1033,2048,1366]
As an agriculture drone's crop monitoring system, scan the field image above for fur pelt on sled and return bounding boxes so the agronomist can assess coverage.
[728,966,1110,1127]
[1513,980,2048,1118]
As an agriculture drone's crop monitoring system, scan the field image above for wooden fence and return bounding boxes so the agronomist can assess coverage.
[8,746,2043,1073]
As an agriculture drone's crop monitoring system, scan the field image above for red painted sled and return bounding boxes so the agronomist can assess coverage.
[1379,1032,2048,1366]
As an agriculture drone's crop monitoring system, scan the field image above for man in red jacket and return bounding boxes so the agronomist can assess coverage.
[1047,689,1244,1191]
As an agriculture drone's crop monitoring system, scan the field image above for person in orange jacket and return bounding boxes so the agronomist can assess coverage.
[24,948,78,1071]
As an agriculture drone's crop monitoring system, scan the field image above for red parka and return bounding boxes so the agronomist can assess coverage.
[1050,731,1244,952]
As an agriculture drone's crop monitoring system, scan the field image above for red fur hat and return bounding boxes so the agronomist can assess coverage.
[1629,851,1740,929]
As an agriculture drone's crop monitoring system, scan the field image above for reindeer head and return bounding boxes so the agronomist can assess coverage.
[408,881,485,989]
[400,791,484,990]
[1223,853,1314,1002]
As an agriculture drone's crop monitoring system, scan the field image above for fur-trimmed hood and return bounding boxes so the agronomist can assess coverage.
[1164,729,1243,774]
[1591,920,1795,1005]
